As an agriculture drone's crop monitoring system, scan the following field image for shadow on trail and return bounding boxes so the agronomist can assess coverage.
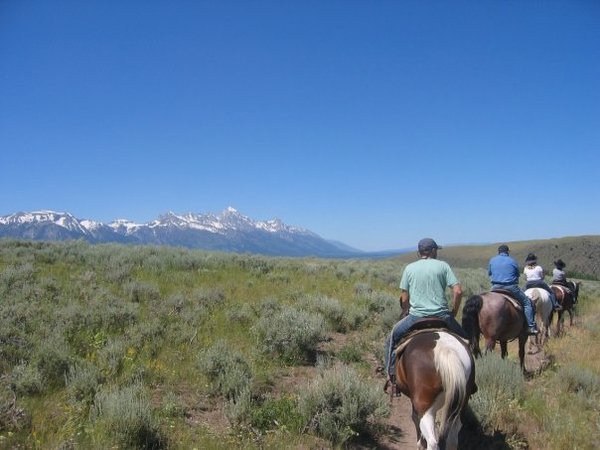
[347,423,411,449]
[459,406,519,450]
[347,406,518,450]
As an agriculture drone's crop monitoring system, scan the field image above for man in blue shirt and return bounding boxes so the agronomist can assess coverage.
[383,238,466,386]
[488,244,538,335]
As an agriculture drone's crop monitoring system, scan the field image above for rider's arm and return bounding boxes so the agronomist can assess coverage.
[450,283,463,317]
[400,289,410,314]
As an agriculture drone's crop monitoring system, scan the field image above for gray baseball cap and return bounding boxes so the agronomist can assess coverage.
[418,238,441,252]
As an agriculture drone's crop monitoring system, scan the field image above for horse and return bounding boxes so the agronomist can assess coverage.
[552,281,581,335]
[395,328,476,450]
[461,291,528,371]
[524,288,553,349]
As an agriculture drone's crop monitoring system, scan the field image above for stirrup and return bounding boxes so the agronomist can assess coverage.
[383,378,392,393]
[384,378,401,397]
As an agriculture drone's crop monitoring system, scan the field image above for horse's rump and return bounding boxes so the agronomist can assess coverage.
[462,291,528,368]
[489,289,523,311]
[552,284,572,296]
[524,288,553,344]
[396,330,475,449]
[525,287,550,302]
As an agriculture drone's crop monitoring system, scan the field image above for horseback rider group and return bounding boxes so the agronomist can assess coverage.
[384,239,574,389]
[523,253,562,311]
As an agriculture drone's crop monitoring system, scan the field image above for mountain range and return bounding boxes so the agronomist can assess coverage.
[0,208,370,258]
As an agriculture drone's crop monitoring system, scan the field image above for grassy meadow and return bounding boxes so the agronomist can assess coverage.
[0,239,598,449]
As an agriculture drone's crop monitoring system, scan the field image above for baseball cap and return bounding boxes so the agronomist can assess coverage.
[418,238,441,252]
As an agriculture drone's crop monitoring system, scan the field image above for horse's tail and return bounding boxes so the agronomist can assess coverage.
[434,335,471,445]
[461,295,483,357]
[572,281,580,303]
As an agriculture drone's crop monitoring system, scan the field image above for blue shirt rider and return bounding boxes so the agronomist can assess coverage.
[488,244,539,335]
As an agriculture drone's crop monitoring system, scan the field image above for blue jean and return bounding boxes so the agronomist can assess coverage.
[384,312,467,378]
[492,284,536,328]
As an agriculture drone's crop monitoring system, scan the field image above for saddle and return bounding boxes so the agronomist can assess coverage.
[393,318,464,358]
[385,319,450,398]
[490,288,523,311]
[386,319,476,399]
[552,284,572,296]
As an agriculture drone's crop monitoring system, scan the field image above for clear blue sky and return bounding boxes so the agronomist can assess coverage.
[1,1,599,251]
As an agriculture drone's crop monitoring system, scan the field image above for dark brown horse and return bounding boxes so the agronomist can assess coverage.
[395,330,476,450]
[551,281,580,335]
[461,291,528,370]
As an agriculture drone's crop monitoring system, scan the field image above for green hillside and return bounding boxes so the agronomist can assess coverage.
[391,235,600,281]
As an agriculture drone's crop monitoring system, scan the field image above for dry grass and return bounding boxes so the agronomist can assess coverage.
[519,282,600,450]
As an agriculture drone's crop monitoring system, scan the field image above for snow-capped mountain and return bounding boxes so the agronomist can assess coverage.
[0,208,362,257]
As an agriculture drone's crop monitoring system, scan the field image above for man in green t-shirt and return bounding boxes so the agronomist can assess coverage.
[384,238,467,383]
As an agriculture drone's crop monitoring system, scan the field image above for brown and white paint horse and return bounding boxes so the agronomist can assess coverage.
[395,329,476,450]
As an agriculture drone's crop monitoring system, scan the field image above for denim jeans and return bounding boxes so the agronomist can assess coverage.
[492,284,536,328]
[384,312,466,378]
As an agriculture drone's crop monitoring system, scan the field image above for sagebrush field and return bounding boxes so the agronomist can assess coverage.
[0,240,598,449]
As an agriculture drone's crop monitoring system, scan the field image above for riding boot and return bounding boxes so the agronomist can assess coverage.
[550,291,562,311]
[384,375,396,393]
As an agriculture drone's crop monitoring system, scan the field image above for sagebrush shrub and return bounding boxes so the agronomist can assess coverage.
[379,298,402,332]
[253,306,326,363]
[97,338,127,378]
[91,382,163,449]
[224,386,253,426]
[255,297,281,317]
[65,361,103,404]
[297,364,389,445]
[9,361,43,396]
[365,290,397,313]
[225,304,255,325]
[0,382,31,432]
[298,294,346,332]
[34,334,72,389]
[98,296,139,330]
[123,281,160,303]
[104,263,133,283]
[0,263,36,295]
[354,282,372,298]
[342,303,370,331]
[558,364,600,397]
[191,287,225,308]
[469,353,524,431]
[197,340,252,400]
[337,344,363,364]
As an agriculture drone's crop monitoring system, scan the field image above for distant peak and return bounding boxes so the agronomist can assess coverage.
[0,208,360,257]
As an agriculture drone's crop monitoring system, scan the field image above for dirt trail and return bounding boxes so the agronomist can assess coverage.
[368,342,551,450]
[378,392,417,449]
[361,350,418,449]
